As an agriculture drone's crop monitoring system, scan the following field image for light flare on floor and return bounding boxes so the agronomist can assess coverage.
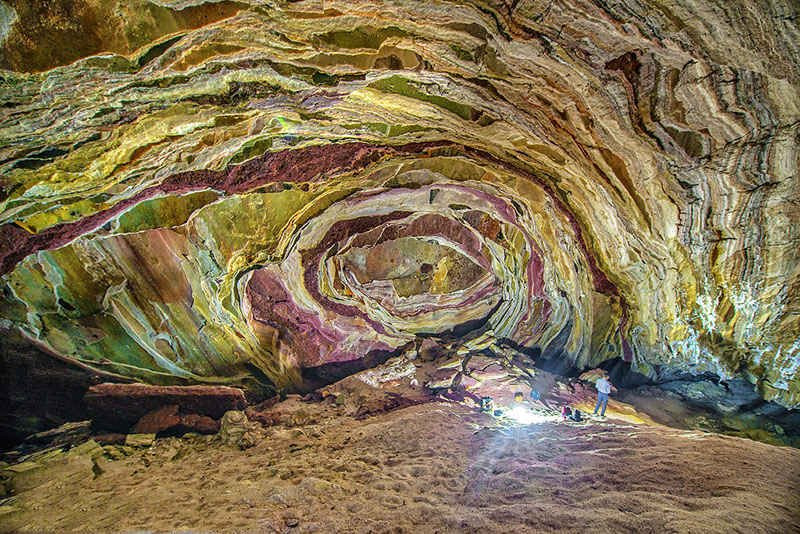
[504,405,558,425]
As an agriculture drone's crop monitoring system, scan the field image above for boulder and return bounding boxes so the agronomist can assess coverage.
[132,405,181,434]
[130,404,221,436]
[218,411,265,449]
[321,366,431,419]
[132,404,219,436]
[84,383,246,431]
[353,356,417,387]
[178,414,220,434]
[425,367,460,390]
[245,409,282,427]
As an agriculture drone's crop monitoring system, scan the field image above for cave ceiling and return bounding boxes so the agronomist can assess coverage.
[0,0,798,406]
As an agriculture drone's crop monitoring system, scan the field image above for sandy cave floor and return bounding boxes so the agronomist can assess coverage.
[2,401,800,533]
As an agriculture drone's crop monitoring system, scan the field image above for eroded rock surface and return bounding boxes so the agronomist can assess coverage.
[0,0,798,408]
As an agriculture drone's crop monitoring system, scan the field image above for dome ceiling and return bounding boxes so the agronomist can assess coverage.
[0,0,798,406]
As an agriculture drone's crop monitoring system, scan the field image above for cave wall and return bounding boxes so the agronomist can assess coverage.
[0,328,110,448]
[0,0,798,406]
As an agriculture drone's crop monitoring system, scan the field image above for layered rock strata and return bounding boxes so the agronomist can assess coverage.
[0,0,798,406]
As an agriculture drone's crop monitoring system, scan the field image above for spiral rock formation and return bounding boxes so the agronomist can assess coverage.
[0,0,798,406]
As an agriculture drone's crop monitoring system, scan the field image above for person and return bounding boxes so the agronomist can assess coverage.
[593,373,615,417]
[561,405,583,422]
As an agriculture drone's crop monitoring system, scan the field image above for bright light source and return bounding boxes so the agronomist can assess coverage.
[505,405,555,425]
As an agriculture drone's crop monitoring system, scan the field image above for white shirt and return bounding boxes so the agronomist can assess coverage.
[596,377,612,394]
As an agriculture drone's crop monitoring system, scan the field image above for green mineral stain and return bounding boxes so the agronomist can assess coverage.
[316,26,408,50]
[449,44,475,62]
[342,122,431,137]
[369,75,478,121]
[136,34,185,68]
[229,136,274,164]
[114,190,220,233]
[311,71,339,86]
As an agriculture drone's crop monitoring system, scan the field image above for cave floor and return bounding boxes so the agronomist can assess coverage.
[2,401,799,533]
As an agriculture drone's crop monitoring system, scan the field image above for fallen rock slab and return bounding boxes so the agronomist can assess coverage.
[85,383,247,432]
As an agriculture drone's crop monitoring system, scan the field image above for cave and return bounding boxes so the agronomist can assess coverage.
[0,0,799,532]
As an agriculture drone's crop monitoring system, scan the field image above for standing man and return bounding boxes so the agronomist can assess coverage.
[593,373,615,417]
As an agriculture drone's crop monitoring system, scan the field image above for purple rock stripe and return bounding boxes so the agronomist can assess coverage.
[0,141,449,275]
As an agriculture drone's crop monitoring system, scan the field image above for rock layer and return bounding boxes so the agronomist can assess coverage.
[0,0,798,406]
